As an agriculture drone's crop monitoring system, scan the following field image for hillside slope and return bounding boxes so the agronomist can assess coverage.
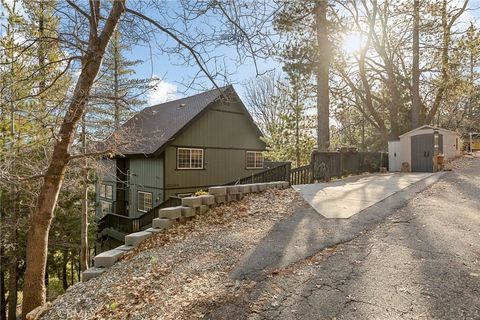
[42,188,300,320]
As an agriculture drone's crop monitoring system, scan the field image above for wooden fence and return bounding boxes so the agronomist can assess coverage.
[224,162,291,185]
[290,151,387,185]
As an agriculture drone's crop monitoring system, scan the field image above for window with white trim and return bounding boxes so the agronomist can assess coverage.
[99,183,113,199]
[246,151,264,169]
[177,148,204,169]
[100,200,112,215]
[138,191,153,212]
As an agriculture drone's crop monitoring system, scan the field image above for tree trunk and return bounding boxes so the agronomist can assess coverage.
[8,255,17,320]
[315,0,331,151]
[62,250,68,291]
[411,0,420,129]
[423,0,467,124]
[80,119,89,273]
[21,2,125,317]
[70,251,74,285]
[113,30,121,129]
[295,87,300,166]
[0,261,6,320]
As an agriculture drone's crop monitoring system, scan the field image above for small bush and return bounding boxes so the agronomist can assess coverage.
[195,189,208,196]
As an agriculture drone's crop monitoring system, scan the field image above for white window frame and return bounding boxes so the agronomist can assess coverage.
[99,184,106,198]
[177,148,204,170]
[99,183,113,199]
[105,185,113,199]
[100,200,112,215]
[137,191,153,213]
[246,151,264,169]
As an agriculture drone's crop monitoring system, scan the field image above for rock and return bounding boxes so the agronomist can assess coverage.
[26,302,51,320]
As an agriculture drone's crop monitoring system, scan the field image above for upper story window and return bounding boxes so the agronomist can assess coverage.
[99,183,113,199]
[177,148,204,169]
[246,151,264,169]
[138,191,153,212]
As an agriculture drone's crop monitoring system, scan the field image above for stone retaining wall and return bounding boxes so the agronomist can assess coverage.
[83,181,289,281]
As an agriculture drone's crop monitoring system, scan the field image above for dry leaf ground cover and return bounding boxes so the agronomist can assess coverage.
[42,188,301,320]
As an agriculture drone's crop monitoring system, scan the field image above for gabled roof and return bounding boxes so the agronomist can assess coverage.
[107,85,261,156]
[399,125,460,138]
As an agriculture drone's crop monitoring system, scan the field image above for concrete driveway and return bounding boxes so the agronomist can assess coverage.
[293,173,433,218]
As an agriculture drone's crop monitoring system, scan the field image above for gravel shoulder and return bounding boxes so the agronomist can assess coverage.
[206,155,480,319]
[42,188,302,320]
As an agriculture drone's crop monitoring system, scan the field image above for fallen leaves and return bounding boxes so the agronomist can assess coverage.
[42,188,302,320]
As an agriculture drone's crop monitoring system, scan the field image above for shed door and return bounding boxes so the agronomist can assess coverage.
[411,134,443,172]
[388,141,401,172]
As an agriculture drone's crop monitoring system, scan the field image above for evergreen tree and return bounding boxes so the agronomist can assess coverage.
[274,0,334,151]
[90,28,157,135]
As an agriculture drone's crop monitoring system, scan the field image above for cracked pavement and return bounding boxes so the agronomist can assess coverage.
[205,156,480,320]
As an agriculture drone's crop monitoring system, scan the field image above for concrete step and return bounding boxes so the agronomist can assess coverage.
[226,185,240,195]
[198,194,215,206]
[124,231,151,247]
[257,183,267,191]
[181,196,202,208]
[209,186,226,196]
[94,249,124,268]
[115,244,135,252]
[215,195,226,204]
[247,184,259,193]
[158,206,182,219]
[82,267,105,282]
[181,206,195,218]
[145,227,162,233]
[152,218,176,229]
[199,204,208,214]
[237,185,250,193]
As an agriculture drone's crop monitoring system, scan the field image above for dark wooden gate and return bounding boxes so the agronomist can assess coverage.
[411,134,443,172]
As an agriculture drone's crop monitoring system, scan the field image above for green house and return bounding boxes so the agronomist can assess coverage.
[96,85,266,249]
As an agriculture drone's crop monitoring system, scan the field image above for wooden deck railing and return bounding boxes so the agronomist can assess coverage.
[224,162,292,185]
[290,164,313,185]
[97,196,182,237]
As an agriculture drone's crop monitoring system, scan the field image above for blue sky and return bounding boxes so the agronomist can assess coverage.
[1,0,479,107]
[120,1,280,105]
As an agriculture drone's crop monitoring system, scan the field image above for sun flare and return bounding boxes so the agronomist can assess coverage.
[341,32,363,54]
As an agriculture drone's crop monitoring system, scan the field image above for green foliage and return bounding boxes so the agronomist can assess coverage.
[258,74,316,167]
[89,28,157,136]
[195,190,208,196]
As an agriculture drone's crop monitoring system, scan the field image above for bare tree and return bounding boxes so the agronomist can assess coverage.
[315,0,332,151]
[22,1,126,317]
[412,0,420,129]
[17,0,275,316]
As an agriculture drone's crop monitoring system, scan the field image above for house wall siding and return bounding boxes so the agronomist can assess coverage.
[96,158,117,217]
[128,156,164,218]
[164,100,265,198]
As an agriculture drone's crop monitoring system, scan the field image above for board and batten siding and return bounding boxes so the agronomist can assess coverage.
[128,156,164,218]
[96,158,117,217]
[164,100,265,198]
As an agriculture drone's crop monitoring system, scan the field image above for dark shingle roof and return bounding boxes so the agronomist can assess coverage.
[114,85,233,155]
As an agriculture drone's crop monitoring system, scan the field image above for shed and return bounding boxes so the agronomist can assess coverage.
[388,125,462,172]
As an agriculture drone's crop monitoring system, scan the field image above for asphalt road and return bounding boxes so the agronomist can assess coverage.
[206,156,480,320]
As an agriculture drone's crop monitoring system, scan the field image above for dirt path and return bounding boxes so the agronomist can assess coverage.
[206,156,480,319]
